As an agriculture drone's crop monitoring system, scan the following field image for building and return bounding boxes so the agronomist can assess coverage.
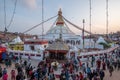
[24,39,48,53]
[9,36,24,51]
[45,38,69,60]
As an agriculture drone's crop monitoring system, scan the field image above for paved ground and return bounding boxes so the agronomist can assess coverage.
[104,69,120,80]
[0,59,120,80]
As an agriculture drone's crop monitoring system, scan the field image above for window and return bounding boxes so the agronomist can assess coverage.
[30,46,35,51]
[44,45,46,48]
[17,46,19,50]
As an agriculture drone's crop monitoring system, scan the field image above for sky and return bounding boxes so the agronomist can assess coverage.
[0,0,120,35]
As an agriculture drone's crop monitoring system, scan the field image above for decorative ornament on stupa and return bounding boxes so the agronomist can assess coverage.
[56,8,64,26]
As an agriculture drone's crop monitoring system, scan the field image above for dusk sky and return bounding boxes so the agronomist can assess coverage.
[0,0,120,35]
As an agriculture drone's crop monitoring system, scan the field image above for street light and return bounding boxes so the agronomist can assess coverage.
[82,19,85,50]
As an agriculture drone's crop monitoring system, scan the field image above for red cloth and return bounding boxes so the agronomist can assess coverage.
[102,62,106,70]
[3,73,8,80]
[29,70,32,76]
[97,60,101,69]
[79,74,83,80]
[55,74,60,78]
[79,61,82,67]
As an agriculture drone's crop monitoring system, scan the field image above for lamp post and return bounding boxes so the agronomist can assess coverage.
[82,19,85,50]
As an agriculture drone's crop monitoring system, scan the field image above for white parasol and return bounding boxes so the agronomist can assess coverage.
[51,61,59,66]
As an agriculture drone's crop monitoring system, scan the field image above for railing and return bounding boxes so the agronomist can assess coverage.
[78,46,119,58]
[8,46,119,60]
[8,50,43,60]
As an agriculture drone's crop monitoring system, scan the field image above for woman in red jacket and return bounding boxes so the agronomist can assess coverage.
[2,72,8,80]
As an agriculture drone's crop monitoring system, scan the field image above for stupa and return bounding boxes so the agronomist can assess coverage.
[43,9,80,41]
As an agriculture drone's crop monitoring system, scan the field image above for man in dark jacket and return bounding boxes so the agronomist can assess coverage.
[109,65,114,77]
[60,71,66,80]
[16,73,21,80]
[99,69,105,80]
[88,71,93,80]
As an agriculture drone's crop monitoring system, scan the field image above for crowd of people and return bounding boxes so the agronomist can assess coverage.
[0,48,120,80]
[59,50,120,80]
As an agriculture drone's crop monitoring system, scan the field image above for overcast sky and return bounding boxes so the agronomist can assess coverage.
[0,0,120,35]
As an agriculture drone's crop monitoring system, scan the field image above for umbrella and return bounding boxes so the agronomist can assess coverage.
[51,61,59,66]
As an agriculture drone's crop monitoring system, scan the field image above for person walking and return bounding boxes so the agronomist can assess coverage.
[109,65,114,77]
[11,69,16,80]
[0,66,2,78]
[99,69,105,80]
[117,59,120,70]
[88,72,93,80]
[79,72,83,80]
[16,73,21,80]
[96,59,101,70]
[102,61,106,70]
[2,68,7,75]
[113,59,117,69]
[83,72,87,80]
[91,56,95,67]
[2,72,8,80]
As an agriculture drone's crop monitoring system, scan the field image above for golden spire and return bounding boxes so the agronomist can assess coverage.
[56,8,64,25]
